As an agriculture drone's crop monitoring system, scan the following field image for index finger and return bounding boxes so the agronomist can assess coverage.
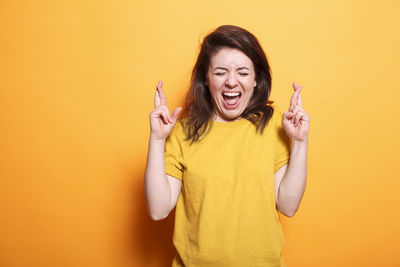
[298,91,303,108]
[289,90,299,109]
[154,88,161,108]
[290,82,302,108]
[156,80,167,106]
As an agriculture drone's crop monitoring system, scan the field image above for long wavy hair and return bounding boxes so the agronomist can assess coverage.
[181,25,274,143]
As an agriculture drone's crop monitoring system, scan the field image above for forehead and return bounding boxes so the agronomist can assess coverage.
[209,47,254,68]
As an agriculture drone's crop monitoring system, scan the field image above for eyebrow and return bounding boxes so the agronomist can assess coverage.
[213,67,250,71]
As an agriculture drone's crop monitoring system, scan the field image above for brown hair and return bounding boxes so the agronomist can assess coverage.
[181,25,274,143]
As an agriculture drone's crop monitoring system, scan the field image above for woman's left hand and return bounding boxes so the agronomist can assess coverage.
[282,82,310,143]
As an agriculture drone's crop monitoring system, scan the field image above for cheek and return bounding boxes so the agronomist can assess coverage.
[243,85,255,101]
[242,80,255,93]
[209,76,223,87]
[208,79,223,94]
[208,84,220,100]
[210,90,222,105]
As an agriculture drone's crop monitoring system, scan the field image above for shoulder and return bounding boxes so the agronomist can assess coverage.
[271,106,290,143]
[167,119,188,143]
[266,105,285,129]
[267,106,288,140]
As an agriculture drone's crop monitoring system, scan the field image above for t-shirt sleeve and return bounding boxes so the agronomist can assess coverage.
[274,109,291,173]
[164,122,184,181]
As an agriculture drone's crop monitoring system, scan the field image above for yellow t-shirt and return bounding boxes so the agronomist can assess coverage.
[164,108,291,267]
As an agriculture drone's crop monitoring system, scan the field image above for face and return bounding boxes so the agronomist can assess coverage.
[206,47,256,122]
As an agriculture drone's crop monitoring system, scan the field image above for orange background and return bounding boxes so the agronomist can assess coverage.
[1,0,400,266]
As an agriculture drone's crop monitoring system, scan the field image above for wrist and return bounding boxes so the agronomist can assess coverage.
[149,134,166,144]
[291,138,308,147]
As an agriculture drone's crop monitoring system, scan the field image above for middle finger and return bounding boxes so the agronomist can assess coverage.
[297,91,303,109]
[157,80,167,106]
[290,83,301,108]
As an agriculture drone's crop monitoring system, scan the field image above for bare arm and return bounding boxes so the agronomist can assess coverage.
[144,81,182,221]
[274,82,310,217]
[274,140,308,217]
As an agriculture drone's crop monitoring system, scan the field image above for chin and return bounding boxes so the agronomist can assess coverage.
[218,109,245,121]
[213,99,247,122]
[225,113,241,120]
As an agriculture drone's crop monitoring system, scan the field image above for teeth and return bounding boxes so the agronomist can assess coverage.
[223,92,240,97]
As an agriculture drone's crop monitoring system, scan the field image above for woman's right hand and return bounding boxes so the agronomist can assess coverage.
[149,80,182,141]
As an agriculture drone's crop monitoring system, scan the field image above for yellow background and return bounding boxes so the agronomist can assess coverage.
[1,0,399,266]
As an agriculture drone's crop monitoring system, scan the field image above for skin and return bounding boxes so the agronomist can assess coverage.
[144,52,310,220]
[275,82,310,216]
[144,80,182,220]
[206,48,257,122]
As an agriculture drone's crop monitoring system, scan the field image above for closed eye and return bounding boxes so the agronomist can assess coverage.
[239,73,249,76]
[214,72,225,76]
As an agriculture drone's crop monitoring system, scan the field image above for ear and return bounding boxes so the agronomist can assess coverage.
[254,81,257,87]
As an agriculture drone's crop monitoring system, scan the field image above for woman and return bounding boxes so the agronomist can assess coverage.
[144,25,310,267]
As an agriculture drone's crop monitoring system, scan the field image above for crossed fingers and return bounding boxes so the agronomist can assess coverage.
[289,82,302,111]
[154,80,173,123]
[154,80,167,108]
[288,82,306,127]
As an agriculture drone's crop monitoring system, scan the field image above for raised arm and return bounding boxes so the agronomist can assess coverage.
[275,82,310,217]
[144,80,182,221]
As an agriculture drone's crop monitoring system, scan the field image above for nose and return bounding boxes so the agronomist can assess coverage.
[225,73,239,88]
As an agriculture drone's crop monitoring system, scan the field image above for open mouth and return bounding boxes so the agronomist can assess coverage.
[222,92,241,108]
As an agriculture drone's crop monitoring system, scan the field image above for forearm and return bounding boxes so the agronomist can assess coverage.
[277,140,308,217]
[144,136,171,220]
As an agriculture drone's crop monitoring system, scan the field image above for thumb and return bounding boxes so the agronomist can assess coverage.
[283,111,294,120]
[171,107,182,123]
